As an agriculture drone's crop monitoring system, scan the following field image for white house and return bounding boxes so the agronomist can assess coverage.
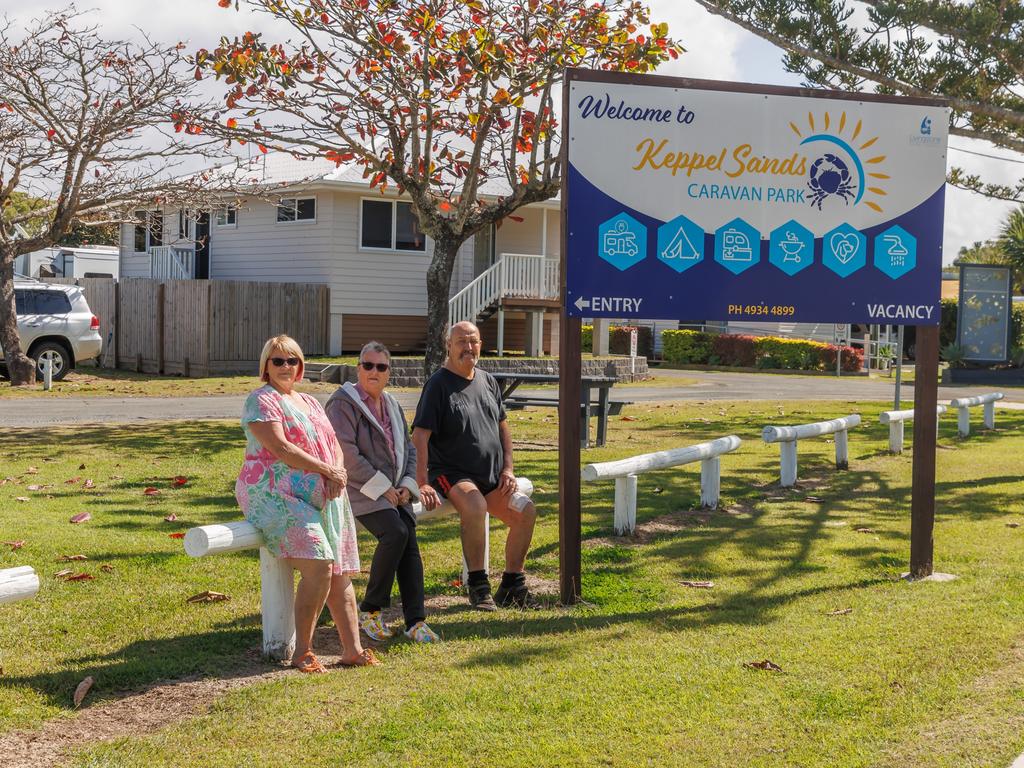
[120,154,562,356]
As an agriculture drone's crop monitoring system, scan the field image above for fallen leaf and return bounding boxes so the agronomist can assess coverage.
[15,496,29,502]
[680,580,714,589]
[854,527,875,534]
[58,554,88,562]
[78,463,86,470]
[143,487,160,496]
[804,496,824,503]
[449,579,463,588]
[73,676,94,708]
[69,512,92,524]
[652,487,664,494]
[164,513,178,522]
[1007,522,1021,529]
[3,540,25,551]
[620,415,637,422]
[65,573,95,582]
[744,659,784,673]
[26,484,44,491]
[54,569,73,579]
[100,565,115,573]
[83,479,95,489]
[65,477,81,484]
[169,532,185,539]
[171,476,188,487]
[186,590,230,604]
[110,474,124,480]
[24,466,38,475]
[827,608,853,616]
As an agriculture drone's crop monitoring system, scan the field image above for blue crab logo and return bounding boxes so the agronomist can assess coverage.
[789,111,888,213]
[807,154,857,210]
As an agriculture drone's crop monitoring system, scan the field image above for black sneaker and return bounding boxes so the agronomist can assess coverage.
[468,582,497,612]
[494,583,541,609]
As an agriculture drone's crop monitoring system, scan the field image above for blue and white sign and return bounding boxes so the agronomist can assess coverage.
[565,70,949,323]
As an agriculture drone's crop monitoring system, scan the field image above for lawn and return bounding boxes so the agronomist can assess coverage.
[1,402,1023,767]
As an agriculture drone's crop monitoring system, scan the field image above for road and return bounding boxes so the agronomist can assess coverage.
[1,369,1020,428]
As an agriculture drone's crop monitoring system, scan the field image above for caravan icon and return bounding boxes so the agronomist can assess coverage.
[720,228,753,262]
[714,218,761,275]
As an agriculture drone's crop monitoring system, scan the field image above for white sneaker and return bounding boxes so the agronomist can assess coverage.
[359,610,395,641]
[403,621,441,643]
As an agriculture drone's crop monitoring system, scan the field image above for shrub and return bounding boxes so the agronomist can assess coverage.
[821,344,864,372]
[609,325,654,358]
[662,330,713,363]
[754,337,827,370]
[581,324,593,350]
[712,334,757,367]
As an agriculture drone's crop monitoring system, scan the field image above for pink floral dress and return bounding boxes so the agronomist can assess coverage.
[236,385,359,574]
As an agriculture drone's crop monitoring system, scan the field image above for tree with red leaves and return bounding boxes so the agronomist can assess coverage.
[196,0,681,372]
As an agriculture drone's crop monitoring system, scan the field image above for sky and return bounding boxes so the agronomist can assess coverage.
[2,0,1019,263]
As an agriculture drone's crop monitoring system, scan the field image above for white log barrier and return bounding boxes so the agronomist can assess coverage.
[581,436,742,535]
[184,478,534,660]
[0,566,40,605]
[949,392,1004,437]
[762,415,861,487]
[879,406,948,454]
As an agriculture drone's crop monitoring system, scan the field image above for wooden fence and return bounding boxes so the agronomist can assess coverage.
[45,278,329,377]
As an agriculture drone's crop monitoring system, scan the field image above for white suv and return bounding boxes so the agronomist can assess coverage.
[1,279,103,381]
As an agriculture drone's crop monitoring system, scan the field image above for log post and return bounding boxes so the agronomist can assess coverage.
[889,421,904,454]
[835,429,849,470]
[984,401,995,429]
[613,474,638,535]
[259,548,296,661]
[0,566,40,605]
[700,456,721,509]
[780,441,798,487]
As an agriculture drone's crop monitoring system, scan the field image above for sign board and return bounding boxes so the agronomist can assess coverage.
[565,71,949,324]
[957,264,1013,363]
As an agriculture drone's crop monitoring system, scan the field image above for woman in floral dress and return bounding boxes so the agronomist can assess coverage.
[237,334,379,671]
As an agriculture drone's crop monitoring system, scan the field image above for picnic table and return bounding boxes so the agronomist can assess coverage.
[490,372,623,448]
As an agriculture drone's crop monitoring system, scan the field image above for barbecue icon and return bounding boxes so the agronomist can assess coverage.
[778,231,806,262]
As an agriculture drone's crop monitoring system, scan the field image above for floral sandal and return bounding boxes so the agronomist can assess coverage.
[340,648,381,667]
[292,650,326,674]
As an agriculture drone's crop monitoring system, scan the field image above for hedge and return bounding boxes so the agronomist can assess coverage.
[662,329,863,372]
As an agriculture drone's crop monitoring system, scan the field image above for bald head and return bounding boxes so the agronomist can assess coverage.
[446,321,482,376]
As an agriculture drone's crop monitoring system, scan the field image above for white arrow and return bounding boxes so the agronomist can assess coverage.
[574,296,590,311]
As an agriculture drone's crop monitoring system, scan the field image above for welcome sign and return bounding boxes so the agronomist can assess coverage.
[564,70,949,324]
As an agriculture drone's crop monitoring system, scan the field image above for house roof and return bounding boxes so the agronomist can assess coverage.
[222,151,561,209]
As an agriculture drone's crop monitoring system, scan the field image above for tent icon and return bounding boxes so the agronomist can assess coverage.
[661,226,700,260]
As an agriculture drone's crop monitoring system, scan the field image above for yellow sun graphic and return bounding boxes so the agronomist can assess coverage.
[788,111,889,213]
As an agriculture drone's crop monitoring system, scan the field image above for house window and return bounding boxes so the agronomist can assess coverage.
[360,199,426,251]
[178,209,190,240]
[214,205,237,227]
[133,210,163,252]
[276,197,316,223]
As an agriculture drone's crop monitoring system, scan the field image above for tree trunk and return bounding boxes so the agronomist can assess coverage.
[0,249,35,386]
[423,235,463,377]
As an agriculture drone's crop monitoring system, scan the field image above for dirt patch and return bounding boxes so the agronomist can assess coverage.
[0,659,289,768]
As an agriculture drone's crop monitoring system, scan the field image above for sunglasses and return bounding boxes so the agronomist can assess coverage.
[360,361,390,372]
[270,357,301,368]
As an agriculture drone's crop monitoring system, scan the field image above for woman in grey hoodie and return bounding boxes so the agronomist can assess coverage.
[325,341,439,643]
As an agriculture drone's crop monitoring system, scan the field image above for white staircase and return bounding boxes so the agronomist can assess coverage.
[448,253,559,327]
[149,246,195,280]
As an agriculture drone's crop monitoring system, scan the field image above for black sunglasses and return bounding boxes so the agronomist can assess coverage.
[270,356,301,367]
[360,361,390,372]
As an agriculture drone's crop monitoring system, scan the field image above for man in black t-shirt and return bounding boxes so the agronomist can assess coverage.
[412,321,539,610]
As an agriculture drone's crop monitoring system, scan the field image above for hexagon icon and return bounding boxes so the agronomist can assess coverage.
[598,212,647,271]
[657,215,704,274]
[874,225,917,279]
[822,223,866,278]
[714,217,761,275]
[769,220,814,276]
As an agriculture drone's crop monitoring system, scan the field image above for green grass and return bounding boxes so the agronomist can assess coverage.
[2,403,1024,766]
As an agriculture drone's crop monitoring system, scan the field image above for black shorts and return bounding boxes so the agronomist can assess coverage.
[431,472,498,500]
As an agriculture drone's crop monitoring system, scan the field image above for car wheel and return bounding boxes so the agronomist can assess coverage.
[30,341,71,382]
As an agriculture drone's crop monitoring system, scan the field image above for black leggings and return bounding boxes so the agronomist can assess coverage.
[358,506,425,629]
